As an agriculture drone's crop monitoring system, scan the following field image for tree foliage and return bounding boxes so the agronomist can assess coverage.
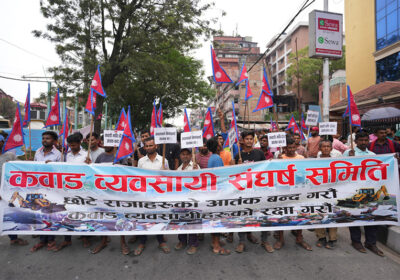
[34,0,217,131]
[0,98,17,123]
[286,46,346,101]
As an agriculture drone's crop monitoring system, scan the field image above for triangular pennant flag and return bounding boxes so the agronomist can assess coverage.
[150,100,158,136]
[286,115,297,131]
[85,89,97,116]
[157,102,163,127]
[114,106,136,163]
[59,107,69,151]
[301,113,307,130]
[223,101,240,148]
[115,108,127,131]
[124,106,135,140]
[183,108,191,132]
[211,46,233,84]
[262,67,273,96]
[253,91,274,112]
[90,65,106,97]
[343,85,361,126]
[270,117,278,131]
[3,103,24,153]
[202,107,215,140]
[23,84,30,127]
[244,80,253,101]
[236,62,249,85]
[45,88,61,127]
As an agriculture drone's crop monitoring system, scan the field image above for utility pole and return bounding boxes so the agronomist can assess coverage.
[74,95,78,130]
[47,82,51,118]
[322,0,330,122]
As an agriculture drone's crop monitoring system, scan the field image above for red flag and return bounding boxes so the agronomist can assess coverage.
[211,46,233,84]
[157,102,163,127]
[223,101,240,148]
[183,108,191,132]
[150,100,158,136]
[123,106,134,140]
[45,88,61,127]
[270,117,278,131]
[114,106,136,163]
[3,104,24,153]
[301,113,307,130]
[262,67,273,96]
[23,84,30,127]
[286,115,297,131]
[85,89,97,116]
[115,108,127,131]
[253,91,273,112]
[237,62,249,85]
[90,65,106,97]
[343,85,361,126]
[245,80,253,101]
[59,108,69,151]
[202,107,214,140]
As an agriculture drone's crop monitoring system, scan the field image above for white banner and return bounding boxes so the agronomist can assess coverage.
[305,110,320,126]
[319,122,337,135]
[154,127,177,144]
[103,130,124,147]
[268,132,287,148]
[180,131,203,149]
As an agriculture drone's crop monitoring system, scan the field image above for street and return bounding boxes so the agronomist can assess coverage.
[1,228,399,280]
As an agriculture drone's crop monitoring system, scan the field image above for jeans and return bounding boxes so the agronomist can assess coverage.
[40,235,55,243]
[178,234,199,247]
[349,226,377,245]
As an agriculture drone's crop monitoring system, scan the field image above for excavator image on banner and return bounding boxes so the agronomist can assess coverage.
[8,191,66,213]
[337,185,391,208]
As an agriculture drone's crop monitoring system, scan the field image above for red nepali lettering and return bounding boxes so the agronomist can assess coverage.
[8,171,84,190]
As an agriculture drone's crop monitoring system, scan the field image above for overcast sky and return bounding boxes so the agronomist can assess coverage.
[0,0,344,106]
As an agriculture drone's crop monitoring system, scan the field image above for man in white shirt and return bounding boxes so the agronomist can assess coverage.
[66,133,88,163]
[85,132,104,162]
[135,136,169,255]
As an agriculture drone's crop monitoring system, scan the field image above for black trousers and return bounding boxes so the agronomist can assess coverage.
[349,226,377,245]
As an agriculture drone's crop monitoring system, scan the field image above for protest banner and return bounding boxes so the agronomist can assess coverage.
[103,130,124,147]
[228,128,236,149]
[319,122,337,135]
[267,132,287,148]
[180,131,203,149]
[2,155,397,236]
[305,110,319,126]
[154,127,177,144]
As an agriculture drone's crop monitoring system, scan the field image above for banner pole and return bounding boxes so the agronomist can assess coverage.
[305,125,311,151]
[28,121,32,159]
[86,115,94,161]
[192,147,196,165]
[349,119,354,150]
[162,143,166,169]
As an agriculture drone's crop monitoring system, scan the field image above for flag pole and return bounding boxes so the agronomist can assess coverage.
[28,121,32,159]
[162,143,166,169]
[192,148,196,165]
[86,115,94,161]
[131,144,135,166]
[349,119,354,150]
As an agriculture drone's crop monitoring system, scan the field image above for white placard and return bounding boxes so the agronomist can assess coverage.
[319,122,337,135]
[228,128,236,150]
[267,132,287,148]
[305,110,320,126]
[103,130,124,147]
[154,127,177,144]
[180,131,203,149]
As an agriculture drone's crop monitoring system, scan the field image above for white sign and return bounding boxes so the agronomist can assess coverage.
[154,127,177,144]
[180,131,203,149]
[319,122,337,135]
[309,10,343,59]
[103,130,123,147]
[228,128,236,150]
[267,132,287,148]
[305,110,320,126]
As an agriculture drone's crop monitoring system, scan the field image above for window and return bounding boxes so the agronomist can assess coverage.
[39,111,46,120]
[376,0,400,50]
[31,110,38,119]
[376,51,400,82]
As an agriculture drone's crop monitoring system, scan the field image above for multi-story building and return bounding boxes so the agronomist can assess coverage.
[265,22,316,117]
[211,35,265,125]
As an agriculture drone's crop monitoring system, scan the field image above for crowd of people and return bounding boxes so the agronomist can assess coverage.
[0,120,399,258]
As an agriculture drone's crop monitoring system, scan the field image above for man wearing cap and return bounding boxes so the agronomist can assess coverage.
[307,127,321,158]
[174,148,200,254]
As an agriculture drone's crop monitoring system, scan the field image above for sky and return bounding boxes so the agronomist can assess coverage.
[0,0,344,111]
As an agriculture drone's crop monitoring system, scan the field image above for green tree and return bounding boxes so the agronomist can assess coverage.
[34,0,217,131]
[0,98,17,123]
[286,46,346,102]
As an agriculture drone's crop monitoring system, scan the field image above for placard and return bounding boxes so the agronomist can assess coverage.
[319,122,337,135]
[228,128,236,149]
[103,130,124,147]
[305,110,320,126]
[180,131,203,149]
[267,132,287,148]
[154,127,177,144]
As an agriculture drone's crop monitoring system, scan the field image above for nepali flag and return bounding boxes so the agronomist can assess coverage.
[286,115,297,131]
[262,67,273,96]
[157,102,163,127]
[301,113,307,130]
[343,85,361,126]
[90,65,106,97]
[270,117,278,131]
[22,84,31,127]
[115,108,127,131]
[150,100,158,136]
[223,101,240,148]
[236,62,249,85]
[253,90,274,112]
[202,107,215,140]
[183,108,191,132]
[114,106,136,163]
[244,80,254,101]
[85,89,97,116]
[211,46,233,84]
[3,103,24,153]
[45,88,61,127]
[59,108,69,151]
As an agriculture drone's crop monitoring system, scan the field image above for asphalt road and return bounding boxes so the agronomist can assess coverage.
[0,228,399,280]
